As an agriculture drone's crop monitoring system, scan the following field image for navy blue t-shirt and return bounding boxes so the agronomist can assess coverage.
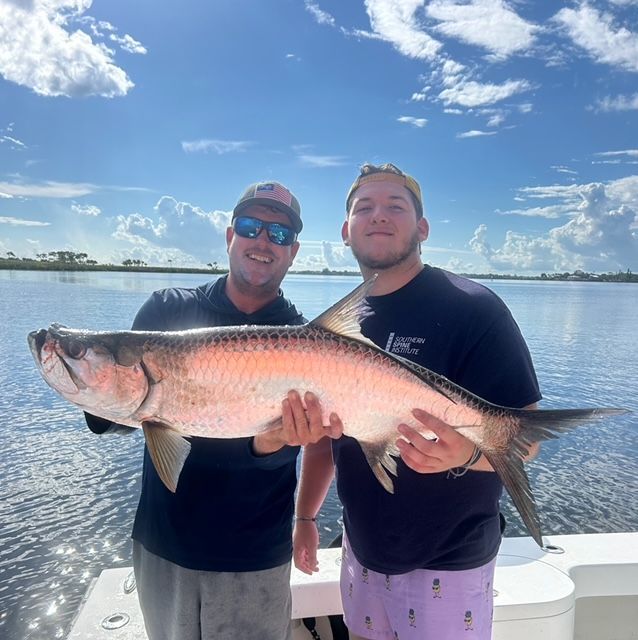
[332,266,541,574]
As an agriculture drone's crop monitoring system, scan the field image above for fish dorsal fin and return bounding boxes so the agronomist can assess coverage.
[309,275,378,348]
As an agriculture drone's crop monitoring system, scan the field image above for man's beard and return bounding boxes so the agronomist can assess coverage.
[350,231,421,270]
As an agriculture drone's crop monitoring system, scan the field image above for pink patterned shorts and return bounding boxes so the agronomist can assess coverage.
[340,534,496,640]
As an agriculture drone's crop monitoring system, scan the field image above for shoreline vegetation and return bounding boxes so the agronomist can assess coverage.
[1,251,636,283]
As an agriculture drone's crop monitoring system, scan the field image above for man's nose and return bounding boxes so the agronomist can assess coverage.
[370,206,388,223]
[252,226,273,246]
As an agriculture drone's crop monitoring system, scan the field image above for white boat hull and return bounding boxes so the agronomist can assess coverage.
[67,533,638,640]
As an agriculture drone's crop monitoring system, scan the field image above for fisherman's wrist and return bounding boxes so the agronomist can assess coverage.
[294,514,317,524]
[447,445,482,478]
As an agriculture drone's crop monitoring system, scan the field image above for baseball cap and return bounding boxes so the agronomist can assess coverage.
[232,181,303,232]
[346,163,424,218]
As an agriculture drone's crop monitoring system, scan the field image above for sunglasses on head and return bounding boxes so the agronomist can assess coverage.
[233,216,297,246]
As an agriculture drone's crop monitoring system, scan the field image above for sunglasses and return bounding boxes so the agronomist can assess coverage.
[233,216,297,246]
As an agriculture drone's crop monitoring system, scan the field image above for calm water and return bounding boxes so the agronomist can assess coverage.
[1,270,636,640]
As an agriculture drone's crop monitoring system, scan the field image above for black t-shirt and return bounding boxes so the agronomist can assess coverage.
[86,276,306,571]
[333,266,542,573]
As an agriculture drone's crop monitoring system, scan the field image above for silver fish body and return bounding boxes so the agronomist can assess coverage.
[28,278,629,546]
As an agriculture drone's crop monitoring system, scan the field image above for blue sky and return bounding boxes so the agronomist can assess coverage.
[0,0,637,275]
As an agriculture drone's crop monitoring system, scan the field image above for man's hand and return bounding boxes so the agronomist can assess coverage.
[293,519,320,575]
[395,408,482,473]
[252,391,343,455]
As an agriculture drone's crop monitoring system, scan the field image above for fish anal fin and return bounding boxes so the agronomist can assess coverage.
[484,449,543,547]
[309,276,378,348]
[142,421,191,493]
[359,439,400,494]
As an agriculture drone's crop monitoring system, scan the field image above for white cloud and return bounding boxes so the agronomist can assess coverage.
[109,33,147,55]
[71,203,101,216]
[0,215,50,226]
[552,165,578,176]
[352,1,536,113]
[553,4,638,72]
[365,0,443,60]
[397,115,428,128]
[595,93,638,112]
[321,241,358,269]
[499,203,578,219]
[0,131,26,149]
[457,129,497,138]
[426,0,538,58]
[113,196,231,264]
[298,154,349,167]
[0,180,96,198]
[181,139,253,154]
[606,174,638,207]
[516,184,584,200]
[439,78,532,107]
[304,0,336,27]
[484,111,505,127]
[0,0,135,97]
[595,149,638,159]
[471,180,638,272]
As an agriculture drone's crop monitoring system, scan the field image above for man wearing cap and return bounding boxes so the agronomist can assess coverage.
[85,181,341,640]
[294,163,541,640]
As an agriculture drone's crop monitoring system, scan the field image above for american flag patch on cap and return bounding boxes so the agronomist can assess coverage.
[255,183,293,207]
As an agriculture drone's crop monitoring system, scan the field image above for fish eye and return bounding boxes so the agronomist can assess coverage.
[66,338,87,360]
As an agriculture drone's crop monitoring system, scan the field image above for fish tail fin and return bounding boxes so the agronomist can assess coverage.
[485,406,630,548]
[359,440,400,494]
[142,421,191,493]
[515,407,630,442]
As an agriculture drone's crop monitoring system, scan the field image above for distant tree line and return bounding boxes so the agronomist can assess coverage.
[0,251,636,282]
[0,250,225,274]
[460,269,637,283]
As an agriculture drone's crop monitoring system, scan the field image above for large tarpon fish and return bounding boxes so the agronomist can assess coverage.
[28,278,628,546]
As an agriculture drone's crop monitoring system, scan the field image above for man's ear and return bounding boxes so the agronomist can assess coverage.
[341,219,350,246]
[289,241,300,264]
[226,226,233,249]
[417,217,429,242]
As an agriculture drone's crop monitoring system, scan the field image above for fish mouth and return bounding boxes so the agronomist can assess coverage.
[28,329,48,364]
[28,327,83,394]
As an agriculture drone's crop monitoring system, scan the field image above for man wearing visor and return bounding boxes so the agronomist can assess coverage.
[85,181,341,640]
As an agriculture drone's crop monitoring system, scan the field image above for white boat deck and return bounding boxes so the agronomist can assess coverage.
[68,532,638,640]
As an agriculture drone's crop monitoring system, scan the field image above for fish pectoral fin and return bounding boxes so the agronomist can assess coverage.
[308,275,378,348]
[484,449,543,548]
[359,440,400,494]
[142,421,191,493]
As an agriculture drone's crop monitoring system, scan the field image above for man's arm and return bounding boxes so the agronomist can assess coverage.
[293,435,338,575]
